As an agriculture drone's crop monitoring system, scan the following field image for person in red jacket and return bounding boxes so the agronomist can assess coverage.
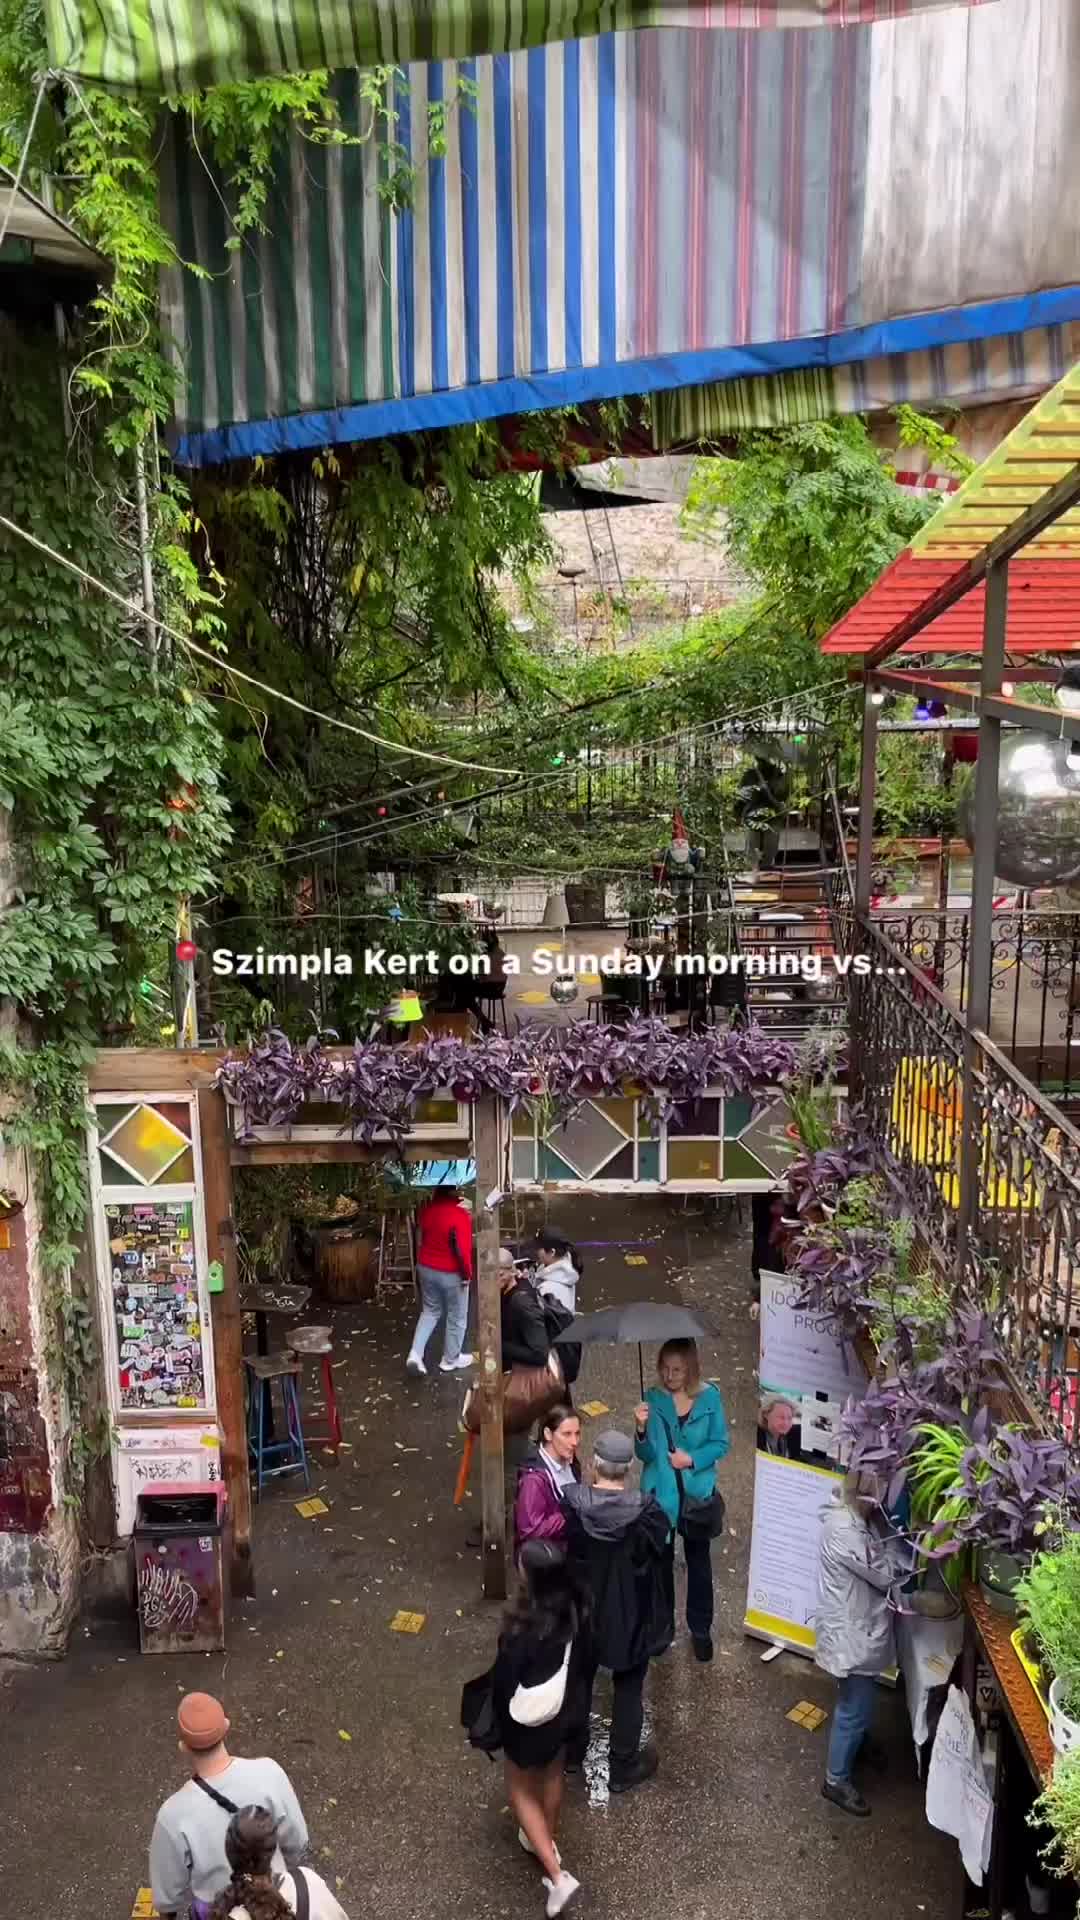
[514,1404,582,1561]
[406,1187,474,1377]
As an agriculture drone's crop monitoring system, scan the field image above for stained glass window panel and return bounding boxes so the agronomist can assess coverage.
[667,1140,722,1182]
[598,1143,635,1181]
[667,1099,720,1139]
[96,1103,135,1137]
[104,1104,189,1183]
[539,1147,580,1182]
[512,1141,536,1181]
[593,1097,636,1138]
[512,1107,535,1139]
[638,1142,661,1182]
[551,1103,626,1178]
[152,1102,192,1138]
[722,1142,773,1182]
[98,1148,139,1186]
[155,1148,195,1185]
[724,1095,754,1138]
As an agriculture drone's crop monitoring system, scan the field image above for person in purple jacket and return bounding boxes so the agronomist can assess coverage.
[514,1404,582,1561]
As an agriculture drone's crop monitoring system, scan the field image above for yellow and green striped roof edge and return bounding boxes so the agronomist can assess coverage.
[910,357,1080,560]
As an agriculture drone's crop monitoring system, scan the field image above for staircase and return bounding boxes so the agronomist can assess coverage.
[731,854,847,1044]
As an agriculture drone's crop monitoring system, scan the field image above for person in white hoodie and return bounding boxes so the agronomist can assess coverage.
[534,1231,582,1317]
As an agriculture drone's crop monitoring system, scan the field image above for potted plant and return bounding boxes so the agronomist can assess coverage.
[907,1421,979,1592]
[951,1431,1080,1615]
[1031,1748,1080,1885]
[1016,1532,1080,1750]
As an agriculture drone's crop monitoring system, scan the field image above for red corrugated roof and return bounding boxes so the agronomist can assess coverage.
[820,552,1080,656]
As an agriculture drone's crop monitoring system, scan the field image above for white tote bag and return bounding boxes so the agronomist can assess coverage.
[509,1641,572,1727]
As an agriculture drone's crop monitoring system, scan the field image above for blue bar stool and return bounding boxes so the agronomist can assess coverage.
[245,1353,311,1500]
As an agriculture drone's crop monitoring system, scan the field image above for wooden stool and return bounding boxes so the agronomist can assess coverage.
[474,989,509,1034]
[288,1325,342,1460]
[245,1353,310,1500]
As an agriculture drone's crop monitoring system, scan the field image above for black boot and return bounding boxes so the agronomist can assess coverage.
[610,1744,659,1794]
[691,1635,714,1663]
[821,1778,870,1817]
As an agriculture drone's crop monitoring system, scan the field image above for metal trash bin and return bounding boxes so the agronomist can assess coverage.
[133,1484,226,1655]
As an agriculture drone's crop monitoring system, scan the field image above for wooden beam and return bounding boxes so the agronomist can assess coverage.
[89,1048,226,1091]
[230,1135,468,1168]
[198,1088,255,1600]
[473,1095,506,1602]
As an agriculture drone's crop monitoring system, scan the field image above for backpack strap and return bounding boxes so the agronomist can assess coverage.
[293,1867,311,1920]
[191,1776,240,1816]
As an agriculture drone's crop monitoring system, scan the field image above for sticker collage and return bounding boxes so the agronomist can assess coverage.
[107,1201,207,1411]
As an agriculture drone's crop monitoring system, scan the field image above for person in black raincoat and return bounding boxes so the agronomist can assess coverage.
[562,1430,670,1793]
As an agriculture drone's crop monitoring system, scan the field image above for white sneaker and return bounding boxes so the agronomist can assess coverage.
[543,1871,580,1916]
[519,1828,561,1865]
[440,1352,474,1372]
[405,1353,427,1377]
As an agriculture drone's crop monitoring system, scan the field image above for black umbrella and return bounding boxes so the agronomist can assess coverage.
[553,1301,714,1396]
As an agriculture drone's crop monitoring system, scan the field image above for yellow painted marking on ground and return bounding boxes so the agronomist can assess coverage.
[132,1892,159,1919]
[390,1609,426,1634]
[625,1253,647,1265]
[786,1701,828,1730]
[579,1401,611,1418]
[517,990,554,1005]
[295,1496,329,1518]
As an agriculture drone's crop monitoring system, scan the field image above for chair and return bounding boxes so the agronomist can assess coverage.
[288,1324,342,1461]
[245,1353,310,1500]
[474,988,509,1035]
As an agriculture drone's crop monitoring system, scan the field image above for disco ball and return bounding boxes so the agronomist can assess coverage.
[957,731,1080,888]
[550,974,579,1007]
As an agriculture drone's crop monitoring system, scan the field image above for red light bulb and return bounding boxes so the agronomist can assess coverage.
[175,939,198,963]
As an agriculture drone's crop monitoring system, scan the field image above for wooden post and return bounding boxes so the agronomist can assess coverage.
[854,683,880,919]
[198,1088,255,1598]
[473,1094,506,1601]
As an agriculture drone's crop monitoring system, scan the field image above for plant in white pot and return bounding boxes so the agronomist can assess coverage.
[1016,1531,1080,1755]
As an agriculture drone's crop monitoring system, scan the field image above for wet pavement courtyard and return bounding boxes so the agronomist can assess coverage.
[1,1195,958,1920]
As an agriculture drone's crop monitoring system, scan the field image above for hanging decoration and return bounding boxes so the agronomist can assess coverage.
[957,732,1080,888]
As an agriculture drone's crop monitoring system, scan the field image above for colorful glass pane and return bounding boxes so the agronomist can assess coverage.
[667,1140,722,1182]
[638,1142,661,1181]
[512,1141,536,1181]
[155,1147,195,1184]
[592,1097,636,1138]
[724,1095,754,1138]
[512,1107,535,1139]
[539,1147,580,1182]
[96,1103,135,1137]
[98,1148,139,1186]
[722,1142,773,1182]
[598,1143,635,1181]
[412,1097,459,1124]
[552,1102,626,1178]
[104,1104,189,1183]
[152,1102,192,1139]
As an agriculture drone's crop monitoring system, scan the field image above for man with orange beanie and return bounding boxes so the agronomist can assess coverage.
[150,1692,308,1919]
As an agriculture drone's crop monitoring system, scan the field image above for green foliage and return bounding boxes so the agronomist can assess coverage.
[1017,1533,1080,1716]
[682,417,938,643]
[0,342,230,1038]
[0,1037,112,1498]
[875,725,956,838]
[1031,1749,1080,1887]
[907,1421,978,1591]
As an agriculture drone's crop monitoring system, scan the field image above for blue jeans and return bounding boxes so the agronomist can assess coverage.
[825,1672,879,1784]
[411,1264,469,1365]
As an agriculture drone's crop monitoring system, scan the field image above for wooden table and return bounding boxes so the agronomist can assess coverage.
[239,1281,313,1357]
[959,1584,1053,1920]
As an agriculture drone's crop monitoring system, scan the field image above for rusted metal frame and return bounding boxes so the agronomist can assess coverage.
[864,458,1080,669]
[955,560,1008,1285]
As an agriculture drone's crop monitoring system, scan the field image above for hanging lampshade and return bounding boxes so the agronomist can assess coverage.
[542,888,569,929]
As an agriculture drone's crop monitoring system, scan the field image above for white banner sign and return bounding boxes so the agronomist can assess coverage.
[759,1270,867,1403]
[744,1453,841,1653]
[926,1686,994,1885]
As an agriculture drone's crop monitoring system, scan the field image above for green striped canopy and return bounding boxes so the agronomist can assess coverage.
[45,0,994,93]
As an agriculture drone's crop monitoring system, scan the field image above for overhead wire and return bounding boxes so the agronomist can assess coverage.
[0,511,520,776]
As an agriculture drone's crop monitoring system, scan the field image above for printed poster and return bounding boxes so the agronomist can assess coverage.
[745,1270,869,1655]
[106,1200,208,1413]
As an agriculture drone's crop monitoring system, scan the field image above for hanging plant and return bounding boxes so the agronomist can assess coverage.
[215,1018,795,1147]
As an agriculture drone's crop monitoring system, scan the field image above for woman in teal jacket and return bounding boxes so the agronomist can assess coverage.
[635,1338,730,1663]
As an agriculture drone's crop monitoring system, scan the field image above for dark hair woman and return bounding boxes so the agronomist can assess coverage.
[634,1338,730,1664]
[208,1807,347,1920]
[534,1230,583,1317]
[514,1404,582,1560]
[493,1541,589,1916]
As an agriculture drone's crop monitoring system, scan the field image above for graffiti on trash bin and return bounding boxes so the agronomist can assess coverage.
[139,1557,200,1633]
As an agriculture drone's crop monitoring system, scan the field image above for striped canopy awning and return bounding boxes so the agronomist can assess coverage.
[44,0,995,92]
[821,355,1080,657]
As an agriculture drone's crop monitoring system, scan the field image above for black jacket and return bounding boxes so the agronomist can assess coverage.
[562,1483,671,1672]
[501,1277,551,1369]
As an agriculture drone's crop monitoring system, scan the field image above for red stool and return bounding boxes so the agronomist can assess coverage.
[287,1326,342,1460]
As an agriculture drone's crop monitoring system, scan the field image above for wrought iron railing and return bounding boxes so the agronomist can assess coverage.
[850,918,1080,1442]
[871,907,1080,1102]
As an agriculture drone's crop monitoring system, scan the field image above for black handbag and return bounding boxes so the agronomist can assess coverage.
[658,1413,726,1541]
[461,1666,502,1757]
